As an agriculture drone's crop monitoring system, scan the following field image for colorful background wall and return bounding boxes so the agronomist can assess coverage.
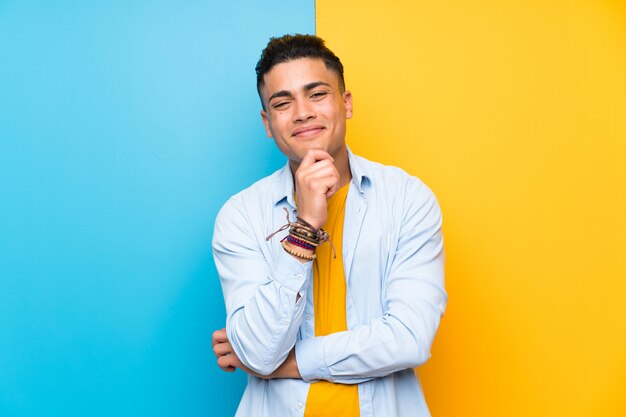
[317,1,626,416]
[0,1,312,416]
[1,1,625,416]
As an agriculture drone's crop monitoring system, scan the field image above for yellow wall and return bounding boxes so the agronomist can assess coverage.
[317,1,626,416]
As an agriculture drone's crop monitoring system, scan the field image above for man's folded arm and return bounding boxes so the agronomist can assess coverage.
[213,196,310,376]
[296,182,447,384]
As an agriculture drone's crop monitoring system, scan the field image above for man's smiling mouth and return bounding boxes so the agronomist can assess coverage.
[292,125,325,138]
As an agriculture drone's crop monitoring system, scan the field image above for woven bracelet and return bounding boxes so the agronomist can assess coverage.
[289,229,320,246]
[286,234,317,250]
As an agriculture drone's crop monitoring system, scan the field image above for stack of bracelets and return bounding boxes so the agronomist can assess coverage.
[266,207,335,261]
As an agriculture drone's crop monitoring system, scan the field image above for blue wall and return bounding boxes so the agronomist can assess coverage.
[0,1,313,415]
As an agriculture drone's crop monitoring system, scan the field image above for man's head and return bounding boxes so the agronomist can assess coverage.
[256,34,345,109]
[255,34,353,167]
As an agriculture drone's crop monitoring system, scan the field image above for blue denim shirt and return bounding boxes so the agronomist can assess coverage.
[213,147,447,417]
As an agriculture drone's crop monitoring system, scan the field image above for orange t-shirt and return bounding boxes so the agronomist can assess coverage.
[304,183,359,417]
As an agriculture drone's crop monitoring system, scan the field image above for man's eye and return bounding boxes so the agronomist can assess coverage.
[310,92,328,99]
[273,101,289,109]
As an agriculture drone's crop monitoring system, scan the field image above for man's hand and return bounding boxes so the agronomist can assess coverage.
[294,149,340,230]
[212,328,253,374]
[212,328,301,379]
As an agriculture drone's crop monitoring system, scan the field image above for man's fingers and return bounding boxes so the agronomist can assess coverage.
[211,329,250,375]
[297,160,340,191]
[213,341,233,357]
[217,355,237,372]
[299,149,333,169]
[214,344,270,379]
[213,338,248,375]
[307,174,340,195]
[298,159,335,178]
[325,180,339,198]
[212,328,228,347]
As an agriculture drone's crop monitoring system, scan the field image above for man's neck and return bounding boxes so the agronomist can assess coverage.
[336,146,353,187]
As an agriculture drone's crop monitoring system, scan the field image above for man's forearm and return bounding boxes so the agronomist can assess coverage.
[266,348,301,379]
[214,329,301,380]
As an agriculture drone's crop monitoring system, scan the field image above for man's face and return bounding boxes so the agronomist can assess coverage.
[260,58,353,165]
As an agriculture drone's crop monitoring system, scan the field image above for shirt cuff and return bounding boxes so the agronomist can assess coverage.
[270,250,313,293]
[295,336,329,382]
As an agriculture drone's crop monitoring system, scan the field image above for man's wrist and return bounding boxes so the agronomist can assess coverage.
[270,349,301,379]
[295,214,323,231]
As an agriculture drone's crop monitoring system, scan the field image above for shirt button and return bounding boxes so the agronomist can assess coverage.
[283,319,290,325]
[305,315,311,321]
[296,274,304,280]
[297,402,303,409]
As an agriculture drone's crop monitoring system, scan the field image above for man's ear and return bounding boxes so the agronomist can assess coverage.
[343,91,353,119]
[260,109,273,138]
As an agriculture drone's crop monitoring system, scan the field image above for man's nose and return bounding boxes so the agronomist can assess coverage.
[292,99,315,123]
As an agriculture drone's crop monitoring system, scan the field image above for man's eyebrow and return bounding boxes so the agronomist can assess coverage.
[267,90,293,104]
[304,81,331,91]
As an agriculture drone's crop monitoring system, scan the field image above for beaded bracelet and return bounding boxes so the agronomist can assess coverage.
[281,239,316,260]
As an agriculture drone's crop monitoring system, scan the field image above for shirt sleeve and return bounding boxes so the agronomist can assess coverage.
[295,180,447,384]
[213,196,312,376]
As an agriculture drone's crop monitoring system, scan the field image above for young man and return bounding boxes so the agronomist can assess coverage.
[212,34,446,417]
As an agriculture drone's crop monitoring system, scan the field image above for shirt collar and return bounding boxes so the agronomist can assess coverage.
[272,145,371,207]
[346,145,370,195]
